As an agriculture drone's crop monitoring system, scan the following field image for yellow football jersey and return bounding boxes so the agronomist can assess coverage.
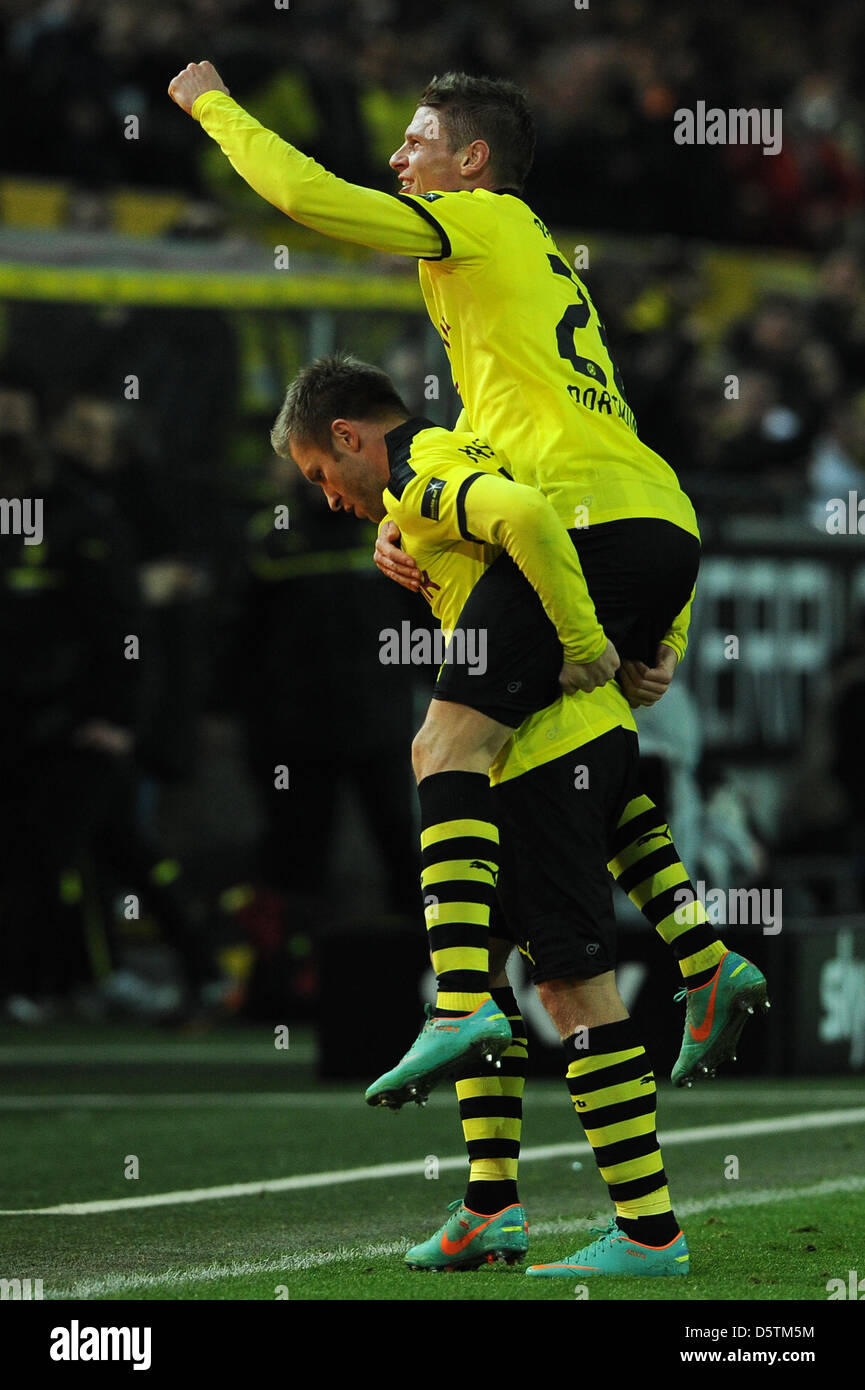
[382,418,608,662]
[381,418,637,786]
[193,91,700,542]
[404,190,700,541]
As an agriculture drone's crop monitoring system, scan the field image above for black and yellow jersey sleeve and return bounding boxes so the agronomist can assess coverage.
[193,91,499,263]
[661,585,695,664]
[383,424,607,665]
[396,190,498,262]
[434,467,608,665]
[193,90,454,258]
[380,422,636,785]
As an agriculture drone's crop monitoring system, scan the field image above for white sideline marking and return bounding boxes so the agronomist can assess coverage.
[2,1107,864,1217]
[47,1173,865,1300]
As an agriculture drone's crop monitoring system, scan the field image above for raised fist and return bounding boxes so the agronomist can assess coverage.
[168,60,229,116]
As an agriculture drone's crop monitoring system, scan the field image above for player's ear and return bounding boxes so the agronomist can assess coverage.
[462,139,490,177]
[331,418,358,453]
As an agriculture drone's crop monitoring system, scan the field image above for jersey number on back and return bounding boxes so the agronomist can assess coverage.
[547,254,630,406]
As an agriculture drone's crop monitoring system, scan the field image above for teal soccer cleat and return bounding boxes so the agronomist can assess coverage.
[671,950,770,1087]
[365,999,511,1110]
[406,1199,529,1271]
[526,1217,689,1278]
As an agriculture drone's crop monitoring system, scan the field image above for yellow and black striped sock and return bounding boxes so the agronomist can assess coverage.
[418,771,498,1015]
[608,793,727,990]
[459,986,527,1214]
[565,1017,679,1246]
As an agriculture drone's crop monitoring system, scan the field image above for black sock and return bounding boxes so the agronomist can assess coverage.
[616,1211,681,1246]
[464,1179,520,1215]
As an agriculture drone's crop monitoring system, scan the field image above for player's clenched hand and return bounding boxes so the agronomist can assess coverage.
[619,642,679,708]
[374,521,422,592]
[168,61,229,116]
[559,638,620,695]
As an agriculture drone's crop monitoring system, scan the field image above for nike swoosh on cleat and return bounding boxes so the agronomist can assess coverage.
[440,1213,500,1256]
[688,971,722,1043]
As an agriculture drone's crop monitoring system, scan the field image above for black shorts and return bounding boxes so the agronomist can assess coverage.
[488,726,640,984]
[433,519,700,726]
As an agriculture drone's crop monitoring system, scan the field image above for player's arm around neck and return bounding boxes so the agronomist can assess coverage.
[168,61,441,257]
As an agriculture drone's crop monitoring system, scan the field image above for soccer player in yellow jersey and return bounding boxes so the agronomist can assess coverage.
[269,354,767,1276]
[168,63,767,1095]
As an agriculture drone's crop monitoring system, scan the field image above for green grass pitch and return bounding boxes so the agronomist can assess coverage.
[0,1022,863,1302]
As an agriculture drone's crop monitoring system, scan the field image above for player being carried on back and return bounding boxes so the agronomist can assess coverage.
[169,62,768,1091]
[272,353,772,1277]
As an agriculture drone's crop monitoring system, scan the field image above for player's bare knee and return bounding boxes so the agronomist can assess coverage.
[411,720,434,780]
[412,718,473,779]
[535,977,567,1011]
[413,702,512,781]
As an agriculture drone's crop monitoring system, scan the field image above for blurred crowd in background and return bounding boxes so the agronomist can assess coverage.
[2,0,865,1027]
[2,0,865,247]
[0,356,427,1024]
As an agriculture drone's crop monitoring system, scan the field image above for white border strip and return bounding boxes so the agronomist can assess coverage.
[2,1107,864,1216]
[47,1173,865,1300]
